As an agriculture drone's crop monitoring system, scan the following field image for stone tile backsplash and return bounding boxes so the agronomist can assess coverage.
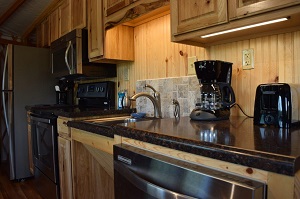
[135,75,200,118]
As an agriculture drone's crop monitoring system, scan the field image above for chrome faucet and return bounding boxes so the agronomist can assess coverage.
[130,84,162,118]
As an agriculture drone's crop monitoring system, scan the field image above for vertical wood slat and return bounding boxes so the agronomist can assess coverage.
[117,14,300,116]
[295,31,300,84]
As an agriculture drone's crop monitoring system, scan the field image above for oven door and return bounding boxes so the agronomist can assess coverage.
[30,114,59,183]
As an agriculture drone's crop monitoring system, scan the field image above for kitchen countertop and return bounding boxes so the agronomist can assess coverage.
[26,104,135,118]
[67,116,300,176]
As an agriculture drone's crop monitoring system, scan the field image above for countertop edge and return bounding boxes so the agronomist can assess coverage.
[113,125,296,176]
[67,119,298,176]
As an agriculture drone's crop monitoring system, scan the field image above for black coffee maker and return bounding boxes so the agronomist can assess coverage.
[190,60,236,121]
[55,74,86,105]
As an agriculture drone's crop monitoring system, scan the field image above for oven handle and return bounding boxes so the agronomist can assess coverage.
[114,160,197,199]
[30,115,54,124]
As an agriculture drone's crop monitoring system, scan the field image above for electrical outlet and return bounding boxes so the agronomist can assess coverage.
[124,66,129,81]
[188,56,197,75]
[242,49,254,70]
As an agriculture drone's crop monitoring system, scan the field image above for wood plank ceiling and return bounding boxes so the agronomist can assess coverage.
[0,0,57,44]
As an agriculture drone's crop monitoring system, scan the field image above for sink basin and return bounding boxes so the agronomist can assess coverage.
[84,116,155,126]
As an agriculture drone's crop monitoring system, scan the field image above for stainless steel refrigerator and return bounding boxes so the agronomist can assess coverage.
[1,44,56,180]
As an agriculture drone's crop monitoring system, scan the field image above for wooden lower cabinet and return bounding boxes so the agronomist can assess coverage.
[71,128,121,199]
[27,111,34,175]
[72,141,114,199]
[58,136,73,199]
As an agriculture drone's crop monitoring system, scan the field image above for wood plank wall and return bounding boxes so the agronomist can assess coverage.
[116,14,300,117]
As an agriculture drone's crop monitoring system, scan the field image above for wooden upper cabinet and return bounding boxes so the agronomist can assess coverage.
[171,0,300,47]
[50,9,59,43]
[59,0,71,37]
[106,0,131,16]
[41,17,50,47]
[88,0,104,59]
[228,0,300,19]
[171,0,228,35]
[104,25,134,61]
[36,24,43,47]
[88,0,134,62]
[72,0,87,29]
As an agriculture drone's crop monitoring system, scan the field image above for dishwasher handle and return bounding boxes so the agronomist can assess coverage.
[114,160,197,199]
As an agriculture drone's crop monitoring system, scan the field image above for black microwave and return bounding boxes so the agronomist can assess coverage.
[50,29,116,78]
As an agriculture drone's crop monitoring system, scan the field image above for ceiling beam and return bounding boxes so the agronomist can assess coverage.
[0,0,26,26]
[22,0,63,39]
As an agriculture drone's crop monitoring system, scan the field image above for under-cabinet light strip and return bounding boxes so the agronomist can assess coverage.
[201,17,289,38]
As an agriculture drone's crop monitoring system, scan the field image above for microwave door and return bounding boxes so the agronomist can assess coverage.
[51,47,71,76]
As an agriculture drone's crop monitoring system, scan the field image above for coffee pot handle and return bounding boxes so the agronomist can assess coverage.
[218,83,236,107]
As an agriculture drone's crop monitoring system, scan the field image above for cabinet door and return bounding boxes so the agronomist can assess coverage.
[106,0,131,16]
[58,137,73,199]
[105,25,134,61]
[27,112,34,175]
[50,9,59,43]
[72,141,114,199]
[228,0,300,19]
[171,0,228,35]
[59,0,71,37]
[72,0,87,29]
[41,17,50,47]
[36,24,43,47]
[88,0,104,59]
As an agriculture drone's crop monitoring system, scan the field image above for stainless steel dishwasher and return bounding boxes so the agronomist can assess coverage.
[114,144,266,199]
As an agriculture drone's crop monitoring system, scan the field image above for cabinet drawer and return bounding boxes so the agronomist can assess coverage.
[57,118,71,138]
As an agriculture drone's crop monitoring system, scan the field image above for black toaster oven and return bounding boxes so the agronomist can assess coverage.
[254,83,300,128]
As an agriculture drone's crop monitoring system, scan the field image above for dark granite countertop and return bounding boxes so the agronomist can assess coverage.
[26,104,135,118]
[68,116,300,176]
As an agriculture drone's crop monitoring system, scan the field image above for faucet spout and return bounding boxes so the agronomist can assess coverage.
[130,92,162,118]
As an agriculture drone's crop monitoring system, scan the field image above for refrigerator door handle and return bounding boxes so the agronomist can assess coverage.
[2,45,10,136]
[65,41,72,74]
[1,45,15,180]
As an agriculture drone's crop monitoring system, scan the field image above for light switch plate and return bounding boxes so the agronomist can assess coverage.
[124,66,129,81]
[188,56,197,75]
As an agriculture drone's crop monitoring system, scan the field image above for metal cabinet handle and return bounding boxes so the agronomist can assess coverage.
[114,161,197,199]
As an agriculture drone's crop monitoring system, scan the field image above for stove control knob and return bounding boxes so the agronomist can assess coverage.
[96,87,100,92]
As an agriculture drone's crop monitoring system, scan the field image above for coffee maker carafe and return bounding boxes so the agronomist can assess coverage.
[190,60,236,121]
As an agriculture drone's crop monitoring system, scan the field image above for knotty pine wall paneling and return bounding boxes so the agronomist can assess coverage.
[117,15,208,96]
[116,14,300,117]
